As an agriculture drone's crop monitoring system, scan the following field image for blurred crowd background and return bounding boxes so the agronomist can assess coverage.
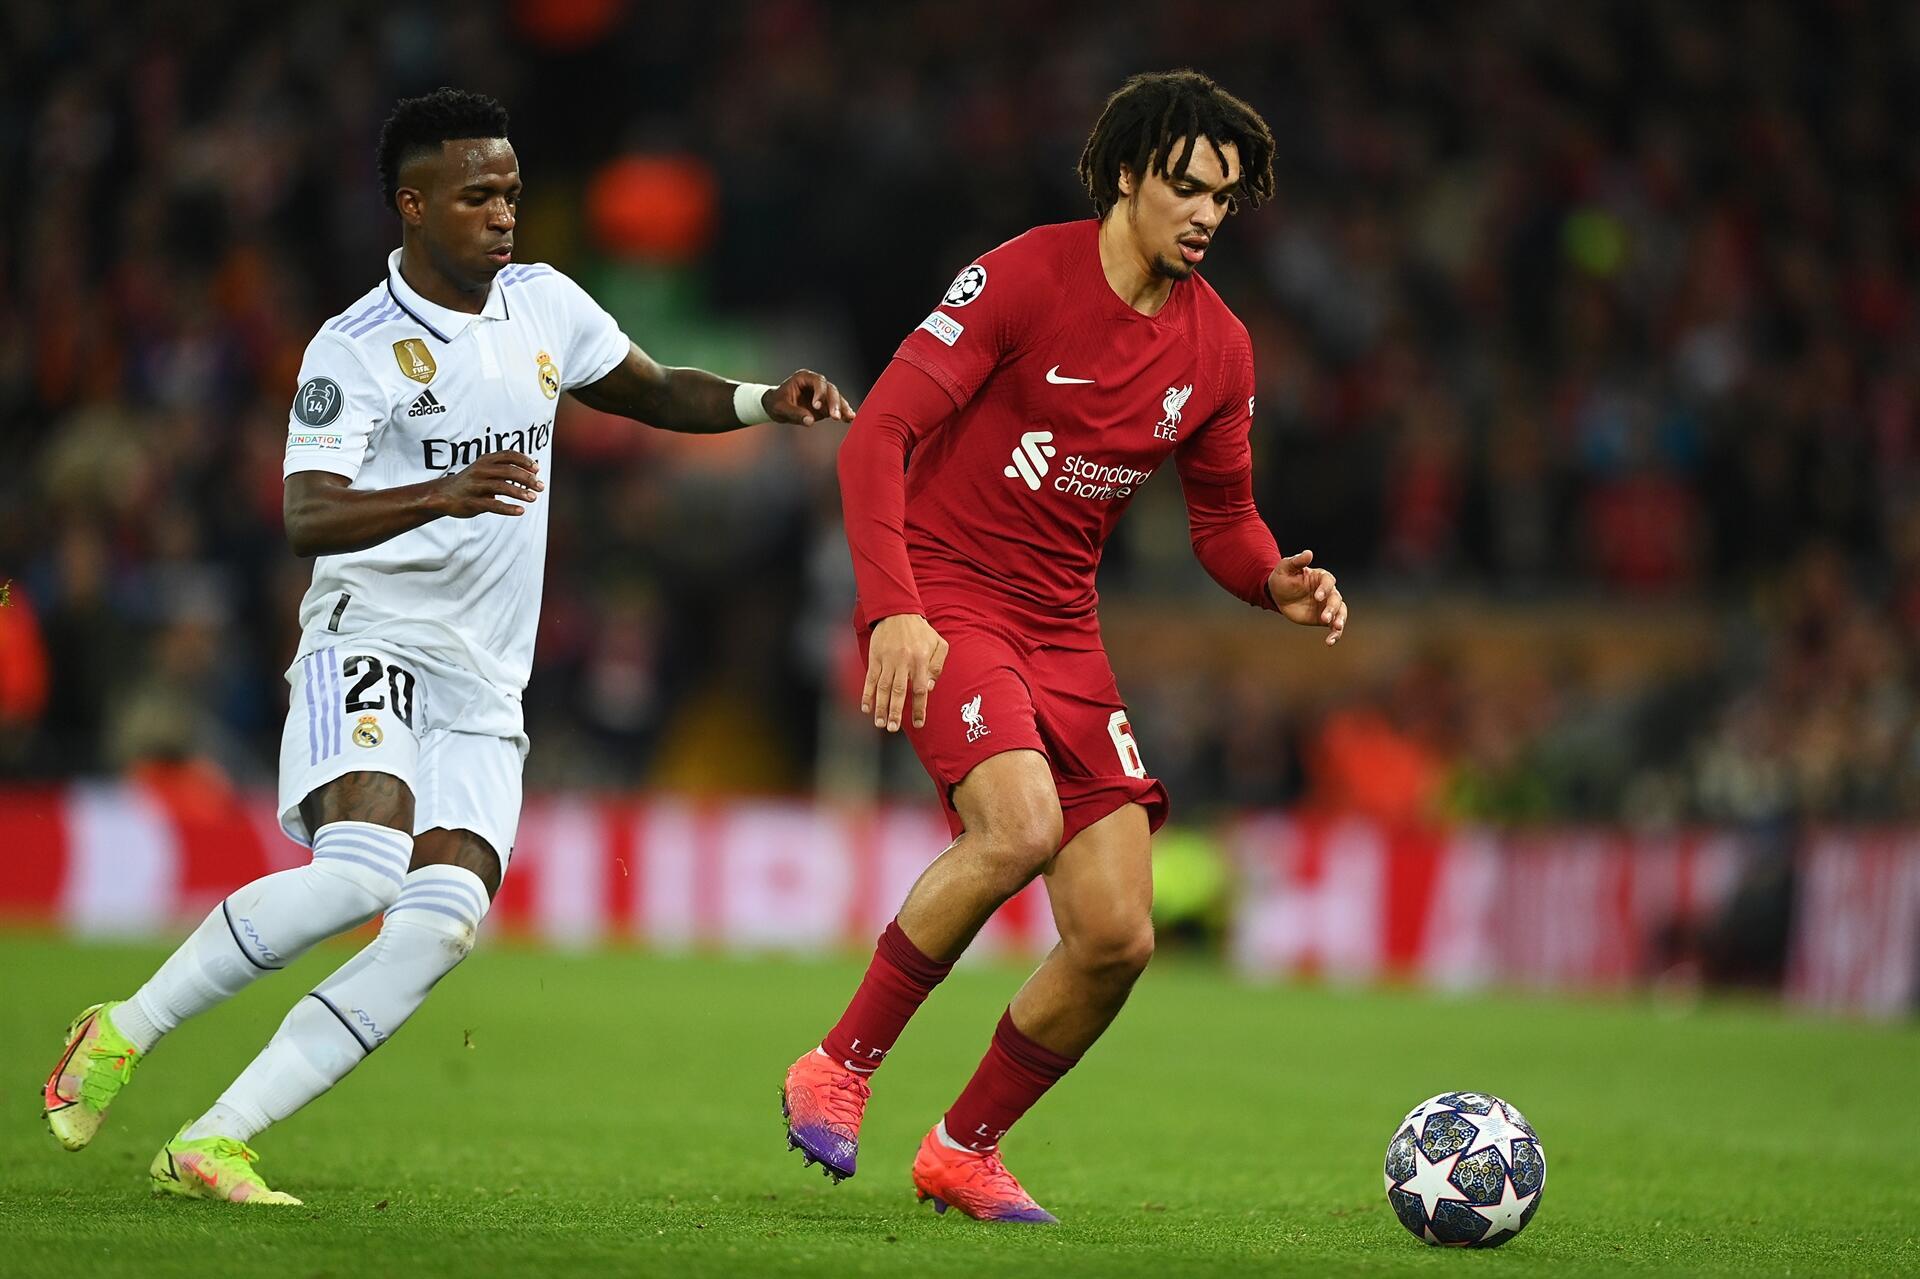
[4,0,1918,832]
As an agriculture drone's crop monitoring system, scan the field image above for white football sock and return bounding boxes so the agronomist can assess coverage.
[115,822,412,1055]
[183,865,489,1142]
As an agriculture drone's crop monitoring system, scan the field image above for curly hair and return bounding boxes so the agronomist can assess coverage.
[375,87,511,212]
[1077,70,1275,217]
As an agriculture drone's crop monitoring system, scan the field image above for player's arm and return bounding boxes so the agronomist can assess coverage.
[838,358,962,731]
[568,343,854,433]
[283,453,544,557]
[1177,346,1346,644]
[1179,468,1347,644]
[844,246,1028,730]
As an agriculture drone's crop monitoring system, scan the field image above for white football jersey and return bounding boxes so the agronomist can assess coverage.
[283,250,629,717]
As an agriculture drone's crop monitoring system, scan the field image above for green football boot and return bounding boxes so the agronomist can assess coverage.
[150,1129,303,1205]
[43,1002,141,1151]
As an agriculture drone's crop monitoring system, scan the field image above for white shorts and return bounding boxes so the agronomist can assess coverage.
[277,640,528,868]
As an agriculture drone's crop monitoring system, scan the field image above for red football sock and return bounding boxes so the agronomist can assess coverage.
[818,919,954,1075]
[942,1009,1080,1152]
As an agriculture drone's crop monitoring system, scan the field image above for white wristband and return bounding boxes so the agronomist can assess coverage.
[732,381,776,426]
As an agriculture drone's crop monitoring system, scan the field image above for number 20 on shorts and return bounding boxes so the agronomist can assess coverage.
[340,655,417,729]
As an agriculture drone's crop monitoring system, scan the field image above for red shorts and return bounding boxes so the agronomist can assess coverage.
[858,608,1169,848]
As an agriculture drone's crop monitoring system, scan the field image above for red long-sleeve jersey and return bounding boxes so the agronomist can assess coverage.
[839,220,1282,645]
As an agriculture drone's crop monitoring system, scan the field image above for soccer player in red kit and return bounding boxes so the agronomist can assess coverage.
[782,70,1349,1222]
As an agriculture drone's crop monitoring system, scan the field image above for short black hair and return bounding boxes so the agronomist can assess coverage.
[1078,70,1276,217]
[376,87,511,212]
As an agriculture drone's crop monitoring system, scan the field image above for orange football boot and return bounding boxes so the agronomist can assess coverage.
[780,1049,871,1181]
[911,1124,1058,1224]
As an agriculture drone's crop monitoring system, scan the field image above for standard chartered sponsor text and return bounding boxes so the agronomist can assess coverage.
[1053,454,1154,500]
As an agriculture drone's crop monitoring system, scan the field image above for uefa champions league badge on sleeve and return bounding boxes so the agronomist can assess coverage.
[294,377,344,427]
[943,264,986,307]
[1383,1091,1544,1247]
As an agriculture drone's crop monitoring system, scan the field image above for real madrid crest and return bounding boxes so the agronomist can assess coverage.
[352,715,384,748]
[393,338,437,385]
[535,350,560,399]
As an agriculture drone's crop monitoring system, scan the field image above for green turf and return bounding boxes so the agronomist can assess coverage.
[1,932,1915,1277]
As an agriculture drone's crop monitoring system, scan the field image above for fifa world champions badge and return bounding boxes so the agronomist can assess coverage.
[393,338,437,385]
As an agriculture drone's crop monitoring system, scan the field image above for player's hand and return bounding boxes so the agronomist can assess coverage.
[863,613,948,732]
[431,451,544,518]
[1267,550,1348,646]
[765,369,857,426]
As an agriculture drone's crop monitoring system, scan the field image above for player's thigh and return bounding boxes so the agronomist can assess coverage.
[897,622,1057,831]
[411,729,523,896]
[950,748,1064,860]
[1030,645,1168,844]
[281,645,423,839]
[1044,802,1154,964]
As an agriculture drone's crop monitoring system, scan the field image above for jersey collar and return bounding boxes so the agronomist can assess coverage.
[384,248,509,343]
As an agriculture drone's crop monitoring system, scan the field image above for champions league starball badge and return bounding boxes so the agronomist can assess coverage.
[943,264,986,307]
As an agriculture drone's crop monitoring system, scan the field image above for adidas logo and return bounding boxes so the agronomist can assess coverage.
[406,390,448,417]
[1002,431,1056,490]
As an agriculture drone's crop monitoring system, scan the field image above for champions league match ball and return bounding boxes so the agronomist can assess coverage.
[1382,1091,1545,1247]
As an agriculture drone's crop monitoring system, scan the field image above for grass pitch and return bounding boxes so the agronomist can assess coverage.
[1,932,1915,1277]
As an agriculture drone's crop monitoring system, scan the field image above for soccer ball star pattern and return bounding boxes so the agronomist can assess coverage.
[1383,1091,1545,1247]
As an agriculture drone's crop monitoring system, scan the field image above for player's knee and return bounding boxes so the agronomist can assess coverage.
[429,921,478,966]
[1072,918,1156,983]
[308,856,405,924]
[979,801,1064,881]
[410,828,503,898]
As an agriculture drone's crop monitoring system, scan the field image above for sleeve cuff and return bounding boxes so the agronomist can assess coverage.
[858,593,924,626]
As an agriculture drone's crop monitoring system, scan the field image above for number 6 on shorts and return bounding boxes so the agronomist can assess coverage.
[1107,710,1147,779]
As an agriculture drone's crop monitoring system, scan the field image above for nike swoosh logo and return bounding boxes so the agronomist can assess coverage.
[1045,366,1095,385]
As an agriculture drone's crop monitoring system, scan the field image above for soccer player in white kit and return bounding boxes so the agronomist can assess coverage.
[40,88,854,1204]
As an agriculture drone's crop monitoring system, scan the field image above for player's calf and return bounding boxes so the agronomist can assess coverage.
[103,821,412,1061]
[785,919,957,1182]
[177,862,492,1147]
